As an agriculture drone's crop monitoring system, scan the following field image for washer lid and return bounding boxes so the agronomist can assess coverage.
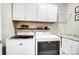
[36,35,60,39]
[36,32,52,35]
[11,35,33,39]
[16,32,34,36]
[36,32,60,39]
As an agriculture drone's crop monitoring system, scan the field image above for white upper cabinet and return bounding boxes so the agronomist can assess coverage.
[48,4,57,22]
[25,3,37,21]
[13,3,26,20]
[37,4,57,22]
[37,4,48,21]
[13,3,57,22]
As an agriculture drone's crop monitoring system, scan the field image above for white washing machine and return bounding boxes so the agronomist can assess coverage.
[6,32,35,55]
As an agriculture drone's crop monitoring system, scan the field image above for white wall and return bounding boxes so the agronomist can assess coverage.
[55,3,68,34]
[66,3,79,35]
[1,3,15,46]
[56,3,79,35]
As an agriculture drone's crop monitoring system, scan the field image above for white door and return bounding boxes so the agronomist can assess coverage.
[6,39,35,55]
[48,5,57,22]
[13,3,26,20]
[61,38,72,55]
[26,3,37,21]
[37,4,48,21]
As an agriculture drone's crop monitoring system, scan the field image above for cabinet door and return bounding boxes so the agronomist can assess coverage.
[6,40,35,55]
[75,41,79,55]
[71,41,79,55]
[48,5,57,22]
[26,3,37,21]
[13,3,26,20]
[62,38,72,55]
[37,4,48,21]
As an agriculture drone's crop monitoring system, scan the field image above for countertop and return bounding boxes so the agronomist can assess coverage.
[57,34,79,42]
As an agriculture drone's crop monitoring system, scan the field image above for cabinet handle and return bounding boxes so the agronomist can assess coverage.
[0,40,2,43]
[60,37,62,48]
[19,43,23,45]
[62,52,65,54]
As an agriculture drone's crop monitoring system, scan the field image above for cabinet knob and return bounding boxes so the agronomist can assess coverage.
[19,43,23,45]
[62,52,65,54]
